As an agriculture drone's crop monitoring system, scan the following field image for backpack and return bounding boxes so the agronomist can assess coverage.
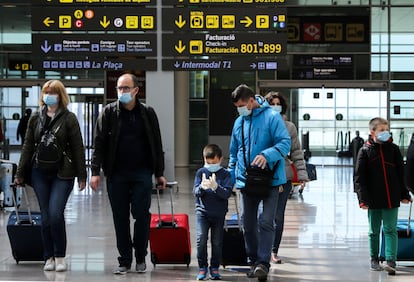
[34,115,66,170]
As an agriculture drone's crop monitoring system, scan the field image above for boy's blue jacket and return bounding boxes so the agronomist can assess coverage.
[193,167,233,217]
[228,98,291,189]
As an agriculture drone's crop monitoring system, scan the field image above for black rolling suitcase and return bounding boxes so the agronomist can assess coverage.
[6,184,44,263]
[221,191,248,268]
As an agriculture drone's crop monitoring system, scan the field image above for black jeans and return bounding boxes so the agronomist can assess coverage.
[106,169,153,267]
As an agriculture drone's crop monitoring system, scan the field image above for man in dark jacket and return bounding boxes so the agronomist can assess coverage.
[90,73,166,275]
[354,117,411,275]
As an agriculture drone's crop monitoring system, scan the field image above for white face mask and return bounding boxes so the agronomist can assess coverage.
[271,105,282,113]
[204,163,222,173]
[237,105,251,116]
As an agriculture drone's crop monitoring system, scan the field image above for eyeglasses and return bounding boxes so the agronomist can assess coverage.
[115,86,134,92]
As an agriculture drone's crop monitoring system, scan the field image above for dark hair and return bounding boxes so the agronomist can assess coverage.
[264,91,288,115]
[231,84,255,103]
[203,144,222,159]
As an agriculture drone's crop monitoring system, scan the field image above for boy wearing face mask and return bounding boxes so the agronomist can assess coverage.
[193,144,233,280]
[354,117,412,275]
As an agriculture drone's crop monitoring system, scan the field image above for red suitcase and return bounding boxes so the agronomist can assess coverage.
[149,182,191,267]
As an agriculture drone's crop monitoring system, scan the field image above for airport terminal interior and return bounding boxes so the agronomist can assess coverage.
[1,1,414,281]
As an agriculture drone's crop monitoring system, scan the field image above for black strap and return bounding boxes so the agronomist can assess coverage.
[241,118,253,170]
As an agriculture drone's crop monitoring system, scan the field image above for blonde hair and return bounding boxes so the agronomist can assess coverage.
[39,80,70,108]
[369,117,388,131]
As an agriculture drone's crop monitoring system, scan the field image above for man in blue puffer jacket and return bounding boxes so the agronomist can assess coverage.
[228,84,291,281]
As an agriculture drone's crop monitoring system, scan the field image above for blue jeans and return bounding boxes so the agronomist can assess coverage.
[31,167,74,259]
[196,212,225,269]
[106,169,152,267]
[272,181,292,254]
[241,187,279,269]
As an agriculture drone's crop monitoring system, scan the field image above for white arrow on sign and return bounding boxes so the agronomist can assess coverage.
[41,40,51,53]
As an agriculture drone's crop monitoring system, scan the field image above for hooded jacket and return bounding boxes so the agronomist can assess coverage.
[228,97,291,189]
[90,99,164,178]
[354,135,410,209]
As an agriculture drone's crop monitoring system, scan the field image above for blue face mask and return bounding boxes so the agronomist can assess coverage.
[377,131,391,142]
[204,163,222,173]
[43,94,58,106]
[271,105,282,113]
[118,92,132,104]
[237,105,251,116]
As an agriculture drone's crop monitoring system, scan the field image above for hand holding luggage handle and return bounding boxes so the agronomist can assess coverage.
[155,181,178,228]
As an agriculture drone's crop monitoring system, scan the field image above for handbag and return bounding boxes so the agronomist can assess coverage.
[306,163,317,181]
[241,119,274,198]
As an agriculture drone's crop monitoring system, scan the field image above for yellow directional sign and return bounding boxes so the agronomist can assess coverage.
[163,8,286,31]
[32,7,156,31]
[100,16,110,28]
[175,40,186,53]
[189,40,203,54]
[240,16,252,28]
[175,15,186,28]
[43,17,55,27]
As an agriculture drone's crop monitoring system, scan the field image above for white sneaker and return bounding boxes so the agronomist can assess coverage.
[55,257,67,272]
[43,257,55,271]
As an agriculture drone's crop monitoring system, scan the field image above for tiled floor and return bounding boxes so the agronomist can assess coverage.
[1,157,413,281]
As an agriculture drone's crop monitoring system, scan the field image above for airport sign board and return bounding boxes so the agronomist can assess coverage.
[32,58,157,71]
[162,32,286,57]
[162,7,286,31]
[162,0,286,6]
[39,0,156,5]
[162,58,279,71]
[32,7,157,31]
[32,34,157,57]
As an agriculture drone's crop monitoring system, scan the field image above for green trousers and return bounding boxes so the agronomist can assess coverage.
[367,208,398,261]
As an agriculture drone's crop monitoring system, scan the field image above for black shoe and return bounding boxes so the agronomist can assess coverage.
[254,264,268,281]
[370,258,382,271]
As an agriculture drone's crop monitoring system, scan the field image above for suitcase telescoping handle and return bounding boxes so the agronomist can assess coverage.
[155,181,178,229]
[10,184,35,225]
[224,190,242,232]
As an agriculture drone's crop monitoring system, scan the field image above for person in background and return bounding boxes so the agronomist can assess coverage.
[89,73,166,275]
[14,80,87,272]
[17,108,32,144]
[354,117,411,275]
[228,84,291,281]
[193,144,233,280]
[264,91,308,264]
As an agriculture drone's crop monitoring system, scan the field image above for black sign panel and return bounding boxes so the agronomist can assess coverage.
[162,7,286,31]
[32,7,156,31]
[8,60,32,71]
[33,58,157,71]
[162,33,286,57]
[292,55,354,80]
[32,34,157,57]
[38,0,156,5]
[162,0,286,6]
[162,58,279,71]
